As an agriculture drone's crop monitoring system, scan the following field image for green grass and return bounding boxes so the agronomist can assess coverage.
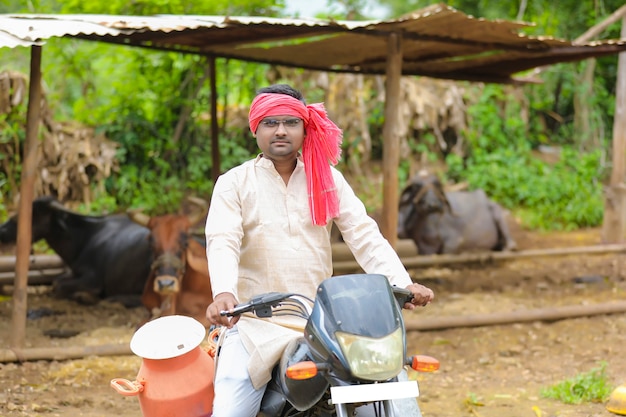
[541,362,613,404]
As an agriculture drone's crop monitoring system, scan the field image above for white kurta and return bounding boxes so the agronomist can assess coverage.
[205,154,412,388]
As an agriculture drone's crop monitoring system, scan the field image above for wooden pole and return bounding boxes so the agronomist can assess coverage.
[10,46,42,349]
[0,254,64,272]
[520,4,626,81]
[332,243,626,273]
[2,301,625,362]
[0,270,66,286]
[381,32,403,247]
[572,4,626,45]
[2,243,625,283]
[405,300,626,331]
[601,17,626,243]
[332,239,417,262]
[0,343,132,363]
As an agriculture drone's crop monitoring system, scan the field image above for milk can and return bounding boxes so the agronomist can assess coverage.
[111,315,215,417]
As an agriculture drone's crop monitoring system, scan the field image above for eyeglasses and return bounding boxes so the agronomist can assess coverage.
[259,118,303,129]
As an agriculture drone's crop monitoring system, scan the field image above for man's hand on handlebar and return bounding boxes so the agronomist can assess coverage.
[206,292,240,328]
[404,283,434,310]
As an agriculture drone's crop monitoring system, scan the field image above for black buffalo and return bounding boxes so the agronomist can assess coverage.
[398,171,517,255]
[0,196,152,306]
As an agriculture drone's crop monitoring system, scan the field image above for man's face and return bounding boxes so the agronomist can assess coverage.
[254,115,305,162]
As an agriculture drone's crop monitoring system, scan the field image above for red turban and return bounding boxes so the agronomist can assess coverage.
[249,93,342,226]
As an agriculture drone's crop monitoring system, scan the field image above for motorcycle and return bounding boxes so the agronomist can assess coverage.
[220,273,440,417]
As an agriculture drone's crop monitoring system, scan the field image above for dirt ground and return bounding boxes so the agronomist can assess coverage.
[1,220,626,417]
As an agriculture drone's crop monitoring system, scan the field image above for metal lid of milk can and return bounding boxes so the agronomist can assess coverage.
[130,315,207,359]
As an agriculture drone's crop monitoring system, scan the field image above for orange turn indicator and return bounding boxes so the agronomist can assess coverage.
[411,355,440,372]
[285,361,319,380]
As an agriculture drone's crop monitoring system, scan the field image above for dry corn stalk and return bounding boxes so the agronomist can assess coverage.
[0,70,119,209]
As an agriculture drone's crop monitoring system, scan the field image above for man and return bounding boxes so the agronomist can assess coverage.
[205,83,434,417]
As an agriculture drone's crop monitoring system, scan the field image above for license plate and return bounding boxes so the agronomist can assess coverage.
[330,380,419,404]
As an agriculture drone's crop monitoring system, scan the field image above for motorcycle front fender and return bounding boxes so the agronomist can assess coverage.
[278,337,329,411]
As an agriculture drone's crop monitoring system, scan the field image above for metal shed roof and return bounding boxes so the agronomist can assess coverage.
[2,3,626,84]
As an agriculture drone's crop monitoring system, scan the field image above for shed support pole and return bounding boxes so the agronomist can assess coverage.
[10,45,42,348]
[209,56,220,182]
[381,32,403,247]
[602,17,626,243]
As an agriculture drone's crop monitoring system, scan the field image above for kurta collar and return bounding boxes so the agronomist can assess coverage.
[254,153,304,169]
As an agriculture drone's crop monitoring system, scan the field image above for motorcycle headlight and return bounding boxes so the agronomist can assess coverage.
[335,328,404,381]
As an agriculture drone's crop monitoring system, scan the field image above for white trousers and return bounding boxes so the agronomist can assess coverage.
[211,326,267,417]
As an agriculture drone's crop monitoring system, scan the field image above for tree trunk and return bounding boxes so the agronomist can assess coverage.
[602,17,626,243]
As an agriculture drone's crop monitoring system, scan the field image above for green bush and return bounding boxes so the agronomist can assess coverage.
[541,362,613,404]
[444,81,607,231]
[447,146,604,230]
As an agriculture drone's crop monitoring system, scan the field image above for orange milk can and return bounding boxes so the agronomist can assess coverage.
[111,315,215,417]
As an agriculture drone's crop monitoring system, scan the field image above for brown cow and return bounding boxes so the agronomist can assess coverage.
[130,210,213,328]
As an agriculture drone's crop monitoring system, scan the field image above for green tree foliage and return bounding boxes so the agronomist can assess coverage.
[447,145,605,231]
[0,0,285,213]
[0,0,622,229]
[378,0,622,146]
[444,84,606,230]
[59,0,284,16]
[375,0,622,229]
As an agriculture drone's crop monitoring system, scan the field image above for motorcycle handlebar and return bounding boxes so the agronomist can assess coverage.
[220,291,297,318]
[220,303,252,317]
[392,286,414,306]
[221,286,413,318]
